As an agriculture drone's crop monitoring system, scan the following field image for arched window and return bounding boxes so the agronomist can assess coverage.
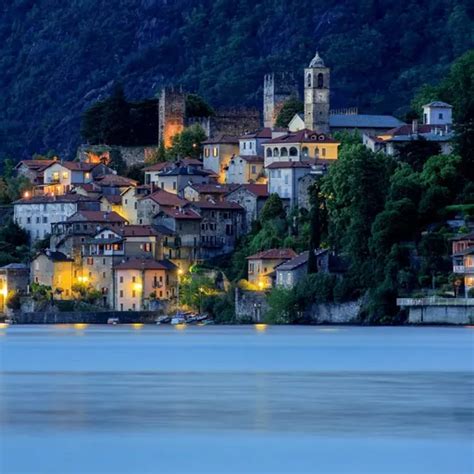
[266,148,272,157]
[317,73,324,89]
[273,148,279,157]
[307,73,311,87]
[302,146,309,157]
[289,147,298,157]
[280,147,288,157]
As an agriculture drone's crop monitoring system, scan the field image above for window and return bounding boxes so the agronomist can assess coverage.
[102,258,106,265]
[439,113,443,119]
[289,147,298,157]
[102,272,106,278]
[243,142,246,150]
[317,73,324,88]
[62,172,68,179]
[120,276,123,283]
[281,147,288,157]
[132,303,136,310]
[132,276,136,283]
[213,147,218,157]
[36,217,40,224]
[173,182,177,190]
[87,257,94,265]
[27,217,31,224]
[307,73,311,87]
[132,291,136,298]
[52,172,59,181]
[204,147,210,158]
[120,303,123,311]
[424,113,428,123]
[43,216,48,223]
[322,148,326,157]
[125,199,128,205]
[251,165,257,174]
[266,148,272,157]
[273,148,279,157]
[85,172,90,179]
[144,243,152,252]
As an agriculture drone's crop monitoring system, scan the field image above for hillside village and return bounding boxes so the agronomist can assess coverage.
[1,50,473,324]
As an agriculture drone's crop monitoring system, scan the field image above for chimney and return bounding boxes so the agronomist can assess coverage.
[411,119,418,135]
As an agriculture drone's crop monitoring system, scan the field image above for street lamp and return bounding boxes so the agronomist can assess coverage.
[198,287,204,315]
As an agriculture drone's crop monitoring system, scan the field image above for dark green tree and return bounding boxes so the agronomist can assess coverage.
[275,96,304,128]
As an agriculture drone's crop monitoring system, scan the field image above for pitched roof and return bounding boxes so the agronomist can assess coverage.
[450,231,474,241]
[186,183,240,195]
[329,114,404,129]
[423,101,452,108]
[276,249,328,271]
[120,225,161,237]
[15,159,56,171]
[227,184,269,198]
[95,174,138,187]
[266,161,312,169]
[144,189,188,207]
[246,248,297,260]
[160,207,202,220]
[238,155,264,163]
[144,162,175,172]
[239,128,273,139]
[157,166,211,177]
[114,258,177,271]
[0,263,29,270]
[101,194,122,205]
[202,134,240,145]
[59,161,96,172]
[178,157,203,167]
[264,129,339,145]
[14,194,98,205]
[192,199,244,211]
[66,211,127,223]
[384,124,451,137]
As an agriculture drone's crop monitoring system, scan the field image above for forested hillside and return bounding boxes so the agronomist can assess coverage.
[1,0,473,159]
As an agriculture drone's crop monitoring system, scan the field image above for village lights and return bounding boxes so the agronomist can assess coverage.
[23,191,30,199]
[132,282,142,292]
[77,276,88,283]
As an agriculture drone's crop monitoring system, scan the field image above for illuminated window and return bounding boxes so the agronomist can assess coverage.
[213,147,218,157]
[85,172,91,179]
[62,172,68,179]
[132,291,136,298]
[52,172,59,181]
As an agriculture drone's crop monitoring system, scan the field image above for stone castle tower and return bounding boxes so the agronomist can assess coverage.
[263,73,299,128]
[158,87,186,148]
[304,52,330,133]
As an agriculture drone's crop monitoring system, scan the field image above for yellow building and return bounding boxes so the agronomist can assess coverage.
[263,129,339,168]
[31,250,74,299]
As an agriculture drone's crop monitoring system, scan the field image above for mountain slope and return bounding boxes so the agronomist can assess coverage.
[1,0,473,159]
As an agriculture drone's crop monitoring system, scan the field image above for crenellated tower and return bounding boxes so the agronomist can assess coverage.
[158,87,186,148]
[263,72,299,128]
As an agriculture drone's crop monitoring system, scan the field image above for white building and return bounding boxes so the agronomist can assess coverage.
[41,162,96,195]
[266,161,311,206]
[13,194,99,242]
[422,101,453,126]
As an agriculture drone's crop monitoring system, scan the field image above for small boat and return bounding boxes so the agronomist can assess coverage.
[107,317,120,325]
[171,313,186,325]
[156,315,171,325]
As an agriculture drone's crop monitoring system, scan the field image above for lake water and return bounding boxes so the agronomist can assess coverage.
[0,324,473,473]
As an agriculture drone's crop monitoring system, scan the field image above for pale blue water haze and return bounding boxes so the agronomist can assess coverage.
[1,325,473,473]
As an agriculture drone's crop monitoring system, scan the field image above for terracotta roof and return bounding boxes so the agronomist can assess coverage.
[160,207,201,220]
[235,184,269,197]
[187,183,240,195]
[59,161,96,171]
[14,194,98,205]
[96,174,138,187]
[120,225,161,237]
[246,248,297,260]
[264,129,339,145]
[144,162,175,172]
[144,189,188,207]
[202,134,240,145]
[101,194,122,205]
[67,211,127,223]
[15,159,56,171]
[74,183,101,192]
[384,124,448,137]
[193,199,244,211]
[178,158,203,167]
[239,128,273,139]
[114,258,177,271]
[266,161,312,169]
[238,155,264,163]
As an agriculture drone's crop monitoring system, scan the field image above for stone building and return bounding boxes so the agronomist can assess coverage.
[225,184,269,230]
[0,263,29,313]
[158,87,186,148]
[31,250,74,298]
[202,135,240,183]
[263,72,299,128]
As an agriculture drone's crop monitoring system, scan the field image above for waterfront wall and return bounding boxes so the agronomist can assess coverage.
[11,311,160,324]
[397,298,474,324]
[309,300,362,324]
[235,289,268,322]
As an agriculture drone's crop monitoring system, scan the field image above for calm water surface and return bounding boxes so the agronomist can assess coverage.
[0,325,473,473]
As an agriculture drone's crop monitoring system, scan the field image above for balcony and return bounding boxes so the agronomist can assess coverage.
[453,265,474,274]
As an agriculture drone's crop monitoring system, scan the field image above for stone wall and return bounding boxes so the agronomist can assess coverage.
[309,300,362,324]
[235,288,268,322]
[11,310,161,324]
[77,144,158,167]
[398,297,474,324]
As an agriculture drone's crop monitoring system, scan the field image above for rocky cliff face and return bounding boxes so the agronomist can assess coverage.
[1,0,472,160]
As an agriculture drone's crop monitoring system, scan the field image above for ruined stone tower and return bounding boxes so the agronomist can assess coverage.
[304,52,330,133]
[263,73,299,128]
[158,87,186,148]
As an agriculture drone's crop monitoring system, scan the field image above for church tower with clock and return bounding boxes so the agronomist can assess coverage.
[304,52,330,133]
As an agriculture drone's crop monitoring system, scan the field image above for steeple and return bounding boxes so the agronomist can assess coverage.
[308,51,325,68]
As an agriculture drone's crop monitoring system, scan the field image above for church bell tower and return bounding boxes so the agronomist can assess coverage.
[304,52,330,133]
